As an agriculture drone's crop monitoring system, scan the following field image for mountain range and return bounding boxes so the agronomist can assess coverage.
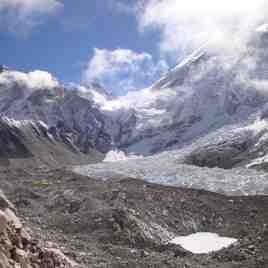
[2,24,268,169]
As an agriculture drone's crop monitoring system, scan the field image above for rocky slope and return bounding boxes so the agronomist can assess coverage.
[0,187,77,267]
[0,116,102,169]
[1,168,268,267]
[0,68,113,154]
[181,104,268,171]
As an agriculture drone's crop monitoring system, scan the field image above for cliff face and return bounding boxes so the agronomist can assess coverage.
[0,117,102,169]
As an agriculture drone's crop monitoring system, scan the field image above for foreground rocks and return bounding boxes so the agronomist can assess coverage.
[0,188,77,268]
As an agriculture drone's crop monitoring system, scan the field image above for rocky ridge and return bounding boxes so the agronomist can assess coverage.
[0,188,77,267]
[0,116,102,169]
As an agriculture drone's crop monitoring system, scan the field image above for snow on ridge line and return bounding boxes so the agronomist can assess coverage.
[169,232,238,254]
[0,116,48,129]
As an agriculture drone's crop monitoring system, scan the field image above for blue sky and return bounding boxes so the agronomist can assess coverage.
[0,0,264,95]
[0,0,168,95]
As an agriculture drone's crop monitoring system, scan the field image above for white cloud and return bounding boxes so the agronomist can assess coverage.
[0,0,63,34]
[0,70,59,90]
[83,48,168,94]
[107,0,137,14]
[137,0,267,56]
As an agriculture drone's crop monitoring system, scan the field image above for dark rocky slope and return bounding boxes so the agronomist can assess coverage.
[183,113,268,171]
[1,168,268,267]
[0,117,102,169]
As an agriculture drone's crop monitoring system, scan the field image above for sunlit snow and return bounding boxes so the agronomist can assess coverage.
[101,87,175,111]
[169,233,237,254]
[256,24,268,33]
[73,123,268,195]
[103,150,143,162]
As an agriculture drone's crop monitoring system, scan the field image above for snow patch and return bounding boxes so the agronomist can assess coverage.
[169,232,237,254]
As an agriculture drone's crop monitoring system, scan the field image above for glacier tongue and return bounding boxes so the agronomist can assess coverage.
[73,147,268,196]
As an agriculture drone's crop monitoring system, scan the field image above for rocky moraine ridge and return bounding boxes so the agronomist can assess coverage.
[0,187,77,267]
[0,168,268,267]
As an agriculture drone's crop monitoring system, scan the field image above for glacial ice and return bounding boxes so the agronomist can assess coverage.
[103,150,143,162]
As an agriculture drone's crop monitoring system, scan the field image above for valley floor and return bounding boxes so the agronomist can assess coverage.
[1,167,268,267]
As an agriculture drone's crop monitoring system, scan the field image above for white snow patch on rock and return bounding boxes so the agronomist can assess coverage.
[169,232,237,254]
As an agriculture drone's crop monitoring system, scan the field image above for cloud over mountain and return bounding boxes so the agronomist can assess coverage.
[0,69,59,90]
[0,0,63,34]
[137,0,267,56]
[83,48,168,95]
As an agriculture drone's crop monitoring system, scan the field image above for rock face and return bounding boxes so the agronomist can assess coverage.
[184,137,253,169]
[0,117,102,169]
[0,188,77,268]
[0,71,114,154]
[182,106,268,171]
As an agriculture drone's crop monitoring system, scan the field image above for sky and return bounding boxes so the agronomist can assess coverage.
[0,0,267,95]
[0,0,166,95]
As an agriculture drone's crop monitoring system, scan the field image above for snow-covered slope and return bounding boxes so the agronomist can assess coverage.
[2,24,268,167]
[71,24,268,193]
[95,25,268,156]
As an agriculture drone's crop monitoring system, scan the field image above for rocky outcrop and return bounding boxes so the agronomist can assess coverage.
[183,114,268,171]
[0,189,77,268]
[184,138,252,169]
